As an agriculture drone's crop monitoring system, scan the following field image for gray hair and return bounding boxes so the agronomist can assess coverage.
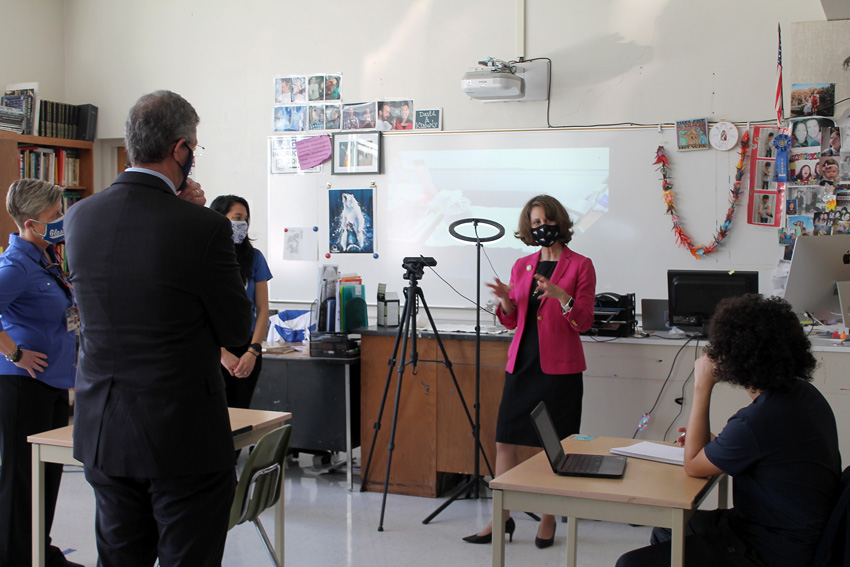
[124,90,199,166]
[6,179,64,229]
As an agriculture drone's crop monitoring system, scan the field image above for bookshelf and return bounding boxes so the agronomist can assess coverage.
[0,131,94,250]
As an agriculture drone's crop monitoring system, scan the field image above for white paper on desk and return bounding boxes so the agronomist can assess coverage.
[610,441,684,466]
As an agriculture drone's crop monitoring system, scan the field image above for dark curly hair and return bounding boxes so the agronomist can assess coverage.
[515,194,574,246]
[705,294,816,392]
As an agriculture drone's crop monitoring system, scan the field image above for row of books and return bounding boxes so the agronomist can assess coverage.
[19,146,82,187]
[38,99,80,139]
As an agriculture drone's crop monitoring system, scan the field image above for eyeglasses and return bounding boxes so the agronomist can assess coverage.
[193,144,205,157]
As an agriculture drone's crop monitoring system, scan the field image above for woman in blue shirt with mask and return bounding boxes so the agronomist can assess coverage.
[210,195,272,411]
[0,179,82,567]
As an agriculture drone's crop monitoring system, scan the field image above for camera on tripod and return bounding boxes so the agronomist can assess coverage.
[402,256,436,281]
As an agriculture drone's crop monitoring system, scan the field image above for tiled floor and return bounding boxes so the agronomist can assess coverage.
[51,451,653,566]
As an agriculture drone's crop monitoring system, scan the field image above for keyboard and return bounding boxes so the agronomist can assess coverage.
[560,454,604,474]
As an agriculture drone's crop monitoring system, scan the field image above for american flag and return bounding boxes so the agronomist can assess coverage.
[775,24,784,126]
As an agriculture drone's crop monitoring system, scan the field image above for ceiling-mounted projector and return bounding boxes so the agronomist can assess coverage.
[461,68,524,100]
[461,58,549,102]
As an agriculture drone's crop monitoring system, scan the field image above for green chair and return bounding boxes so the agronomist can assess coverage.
[229,424,292,567]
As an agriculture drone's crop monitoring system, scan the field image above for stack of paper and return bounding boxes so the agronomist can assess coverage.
[610,441,684,466]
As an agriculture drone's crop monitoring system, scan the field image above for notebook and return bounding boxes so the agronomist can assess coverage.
[609,441,684,466]
[641,299,669,331]
[530,402,627,478]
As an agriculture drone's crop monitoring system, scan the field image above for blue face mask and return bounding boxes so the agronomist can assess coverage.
[30,216,65,244]
[231,221,249,244]
[176,146,194,192]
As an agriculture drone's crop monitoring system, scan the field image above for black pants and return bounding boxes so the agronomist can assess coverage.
[616,509,767,567]
[221,343,262,409]
[0,375,70,567]
[84,466,236,567]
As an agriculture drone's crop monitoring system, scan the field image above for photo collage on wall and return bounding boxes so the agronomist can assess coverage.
[754,115,849,258]
[271,73,440,134]
[747,126,783,230]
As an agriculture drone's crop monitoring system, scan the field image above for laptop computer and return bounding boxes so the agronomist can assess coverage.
[530,401,627,478]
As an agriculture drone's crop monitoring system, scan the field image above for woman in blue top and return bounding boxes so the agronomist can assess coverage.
[210,195,272,410]
[0,179,82,567]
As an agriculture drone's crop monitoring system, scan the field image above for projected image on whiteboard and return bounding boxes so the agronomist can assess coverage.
[328,188,374,253]
[386,147,609,251]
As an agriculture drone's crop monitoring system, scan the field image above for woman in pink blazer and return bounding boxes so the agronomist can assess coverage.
[464,195,596,548]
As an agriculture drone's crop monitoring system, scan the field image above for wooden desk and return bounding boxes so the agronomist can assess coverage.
[490,435,727,567]
[28,407,291,567]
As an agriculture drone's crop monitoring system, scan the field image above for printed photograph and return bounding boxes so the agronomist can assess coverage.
[274,77,294,103]
[790,155,818,186]
[308,104,325,131]
[759,161,774,190]
[325,75,341,100]
[752,193,776,225]
[786,198,798,216]
[324,104,341,130]
[819,156,840,186]
[328,188,374,254]
[342,102,377,130]
[787,215,814,236]
[790,118,826,149]
[308,75,326,102]
[273,105,307,132]
[758,128,778,158]
[790,82,836,117]
[822,127,841,156]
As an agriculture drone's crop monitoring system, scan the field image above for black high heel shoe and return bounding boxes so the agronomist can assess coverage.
[535,521,556,549]
[462,517,516,544]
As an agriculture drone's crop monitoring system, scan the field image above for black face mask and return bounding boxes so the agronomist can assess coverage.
[175,146,194,192]
[531,224,560,247]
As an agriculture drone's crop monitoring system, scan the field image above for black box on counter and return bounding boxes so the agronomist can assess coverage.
[309,333,360,358]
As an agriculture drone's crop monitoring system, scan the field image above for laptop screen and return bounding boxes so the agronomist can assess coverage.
[530,401,566,469]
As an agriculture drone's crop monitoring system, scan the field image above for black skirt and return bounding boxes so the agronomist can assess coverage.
[495,261,584,446]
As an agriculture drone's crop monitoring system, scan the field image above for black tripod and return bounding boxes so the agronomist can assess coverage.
[360,256,493,531]
[422,218,505,525]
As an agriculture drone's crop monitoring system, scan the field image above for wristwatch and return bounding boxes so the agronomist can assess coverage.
[248,343,263,356]
[561,297,574,315]
[4,345,22,363]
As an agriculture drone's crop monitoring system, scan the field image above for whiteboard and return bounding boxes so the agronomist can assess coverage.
[267,128,783,310]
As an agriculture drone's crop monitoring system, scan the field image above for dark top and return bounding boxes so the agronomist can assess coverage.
[513,260,556,374]
[65,170,253,477]
[704,380,841,567]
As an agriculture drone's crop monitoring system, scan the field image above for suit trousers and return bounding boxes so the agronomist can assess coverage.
[615,509,767,567]
[0,375,70,567]
[84,466,236,567]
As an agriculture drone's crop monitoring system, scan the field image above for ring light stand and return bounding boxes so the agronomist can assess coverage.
[422,218,505,524]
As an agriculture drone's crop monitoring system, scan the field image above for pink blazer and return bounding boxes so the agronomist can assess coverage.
[496,247,596,375]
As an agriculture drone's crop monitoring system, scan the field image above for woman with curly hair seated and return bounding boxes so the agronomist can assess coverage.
[617,294,841,567]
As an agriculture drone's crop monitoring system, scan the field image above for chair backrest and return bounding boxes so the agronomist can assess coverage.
[228,424,293,530]
[810,465,850,567]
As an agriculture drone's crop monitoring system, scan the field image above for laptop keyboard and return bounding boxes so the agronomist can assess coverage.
[561,454,604,474]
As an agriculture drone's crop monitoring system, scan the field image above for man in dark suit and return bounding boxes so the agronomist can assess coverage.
[64,90,252,567]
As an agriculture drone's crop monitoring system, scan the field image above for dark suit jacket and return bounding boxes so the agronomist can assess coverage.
[65,171,252,477]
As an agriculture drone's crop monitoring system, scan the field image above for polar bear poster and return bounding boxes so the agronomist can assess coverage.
[328,188,374,253]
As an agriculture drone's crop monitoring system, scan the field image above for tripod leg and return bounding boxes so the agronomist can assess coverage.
[377,339,409,531]
[359,296,414,493]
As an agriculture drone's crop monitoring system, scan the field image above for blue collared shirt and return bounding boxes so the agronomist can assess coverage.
[0,234,76,388]
[125,167,177,194]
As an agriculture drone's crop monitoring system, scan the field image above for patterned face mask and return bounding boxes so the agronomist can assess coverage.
[531,224,559,248]
[231,221,249,244]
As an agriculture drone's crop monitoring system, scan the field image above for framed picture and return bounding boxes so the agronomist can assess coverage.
[332,131,381,175]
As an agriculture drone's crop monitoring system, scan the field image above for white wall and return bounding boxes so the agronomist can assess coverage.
[6,0,836,309]
[0,0,65,103]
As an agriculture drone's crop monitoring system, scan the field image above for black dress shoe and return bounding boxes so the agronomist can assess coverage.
[535,521,556,549]
[462,517,516,544]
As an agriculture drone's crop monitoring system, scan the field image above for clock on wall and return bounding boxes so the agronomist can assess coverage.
[709,121,739,151]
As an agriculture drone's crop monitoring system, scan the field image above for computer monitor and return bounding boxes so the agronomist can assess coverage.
[782,235,850,324]
[667,270,759,336]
